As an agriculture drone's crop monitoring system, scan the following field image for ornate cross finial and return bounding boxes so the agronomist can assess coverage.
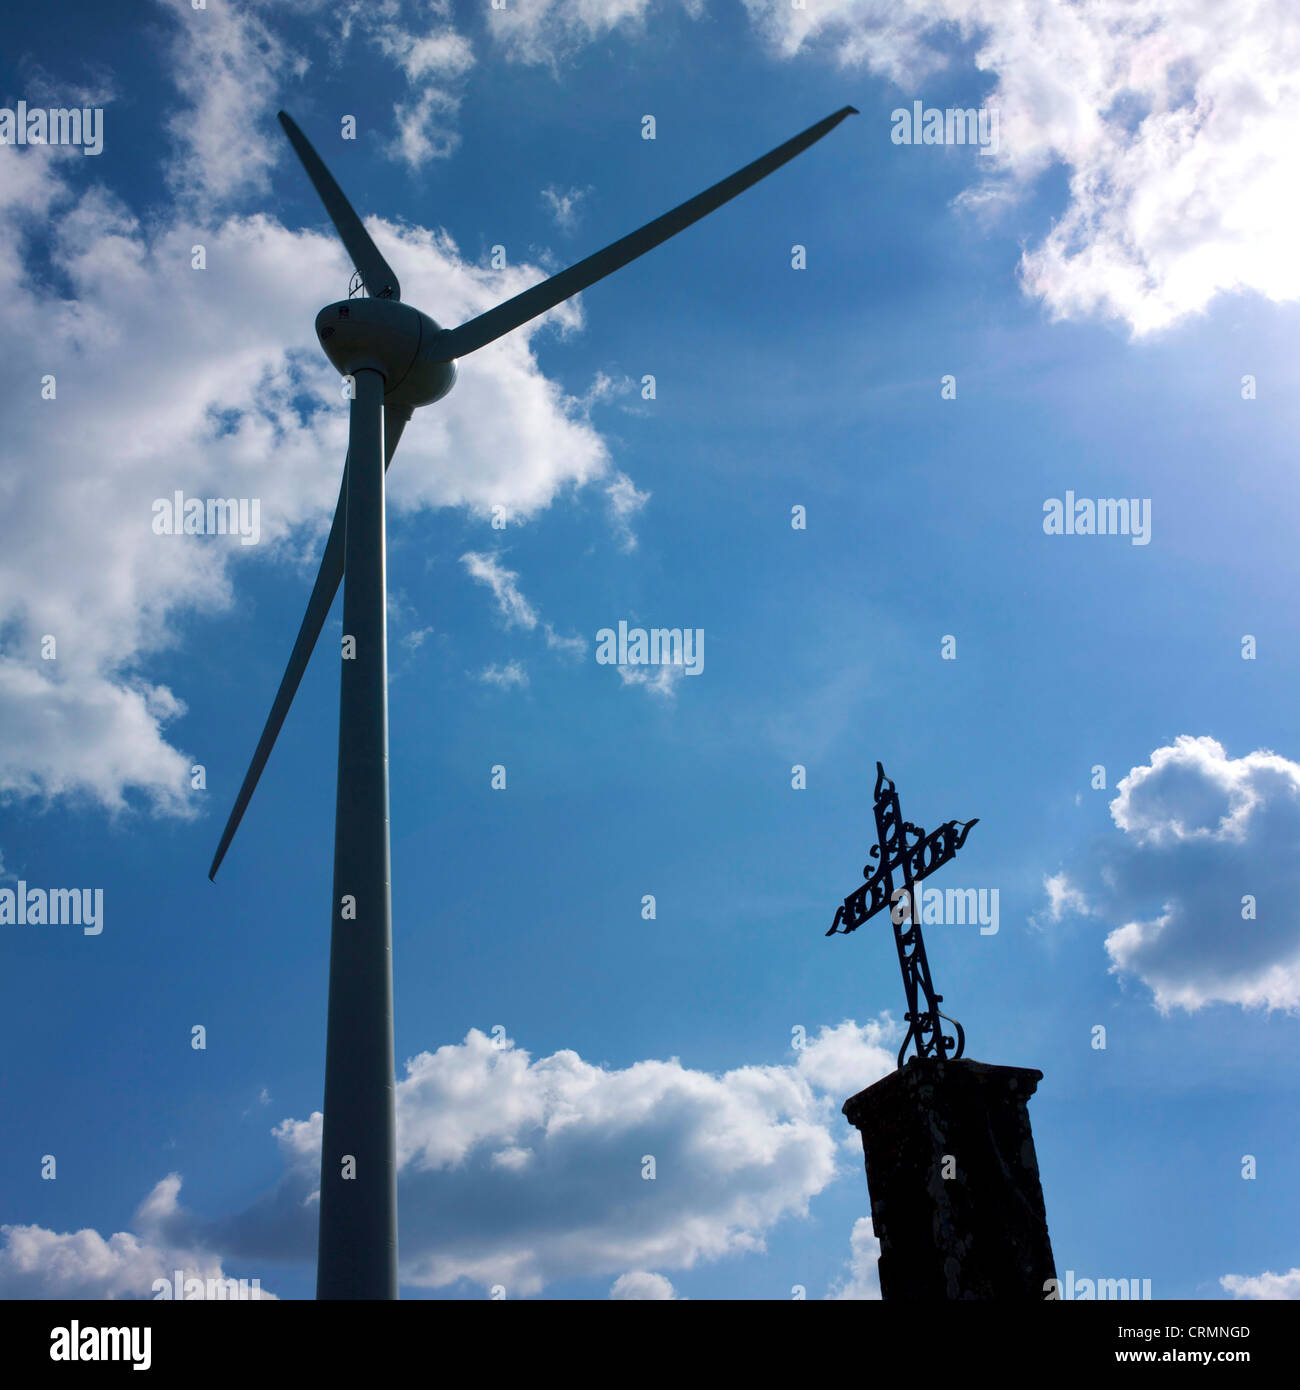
[827,763,978,1068]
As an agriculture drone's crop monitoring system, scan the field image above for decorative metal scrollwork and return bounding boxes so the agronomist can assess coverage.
[826,762,978,1068]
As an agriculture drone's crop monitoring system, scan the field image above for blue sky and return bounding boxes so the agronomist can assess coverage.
[2,0,1300,1301]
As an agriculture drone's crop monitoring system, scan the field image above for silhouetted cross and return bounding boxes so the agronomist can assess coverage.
[827,763,978,1067]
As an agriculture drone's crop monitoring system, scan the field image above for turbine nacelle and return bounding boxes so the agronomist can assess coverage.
[315,298,457,410]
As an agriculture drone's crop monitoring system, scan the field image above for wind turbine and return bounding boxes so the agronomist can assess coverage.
[209,103,857,1300]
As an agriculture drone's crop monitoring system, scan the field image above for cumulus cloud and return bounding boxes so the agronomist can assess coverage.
[1221,1267,1300,1299]
[160,0,1300,337]
[0,664,195,816]
[826,1216,882,1299]
[751,0,1300,333]
[0,1175,277,1299]
[501,0,1300,336]
[0,12,633,814]
[1064,736,1300,1013]
[311,1021,887,1295]
[793,1015,897,1096]
[610,1270,679,1299]
[383,1028,844,1294]
[0,1020,891,1298]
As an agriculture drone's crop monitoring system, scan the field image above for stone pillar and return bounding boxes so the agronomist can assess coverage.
[842,1057,1055,1300]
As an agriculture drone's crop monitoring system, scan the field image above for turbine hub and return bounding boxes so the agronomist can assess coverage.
[315,298,456,409]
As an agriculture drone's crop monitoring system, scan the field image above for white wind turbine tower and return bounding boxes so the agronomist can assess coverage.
[209,103,856,1299]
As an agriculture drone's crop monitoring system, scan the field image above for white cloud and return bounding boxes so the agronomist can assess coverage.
[616,663,686,699]
[375,20,474,169]
[793,1016,897,1096]
[750,0,1300,334]
[1065,736,1300,1013]
[460,553,587,659]
[479,660,530,688]
[390,83,469,170]
[0,1175,277,1299]
[491,1146,534,1171]
[260,1029,845,1294]
[18,58,119,111]
[242,0,480,168]
[488,0,696,67]
[1030,871,1093,930]
[1221,1267,1300,1299]
[0,15,635,815]
[461,552,541,629]
[503,1,1300,336]
[826,1216,881,1299]
[376,24,475,84]
[740,0,947,82]
[163,0,1300,339]
[540,184,591,232]
[578,371,634,410]
[610,1270,679,1298]
[543,627,587,658]
[169,1020,887,1298]
[605,470,650,553]
[242,0,477,172]
[0,1019,893,1299]
[0,663,194,816]
[378,1030,843,1294]
[161,0,300,209]
[1109,735,1274,848]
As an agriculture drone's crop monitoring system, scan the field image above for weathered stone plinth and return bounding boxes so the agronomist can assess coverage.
[842,1057,1055,1300]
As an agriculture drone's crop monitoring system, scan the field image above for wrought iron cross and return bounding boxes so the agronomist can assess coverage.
[827,763,979,1068]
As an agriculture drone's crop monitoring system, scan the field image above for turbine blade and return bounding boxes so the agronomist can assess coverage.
[209,406,411,880]
[430,105,857,362]
[278,110,401,301]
